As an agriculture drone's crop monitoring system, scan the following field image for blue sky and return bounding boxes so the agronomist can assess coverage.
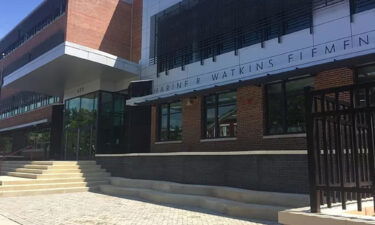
[0,0,44,39]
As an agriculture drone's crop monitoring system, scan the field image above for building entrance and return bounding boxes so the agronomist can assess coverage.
[63,91,127,160]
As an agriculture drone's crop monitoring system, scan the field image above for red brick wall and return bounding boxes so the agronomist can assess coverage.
[0,0,142,79]
[66,0,142,62]
[0,106,54,130]
[315,67,354,90]
[150,67,355,153]
[131,0,143,62]
[0,88,22,101]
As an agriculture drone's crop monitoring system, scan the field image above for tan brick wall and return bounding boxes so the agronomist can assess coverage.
[150,67,355,153]
[66,0,142,62]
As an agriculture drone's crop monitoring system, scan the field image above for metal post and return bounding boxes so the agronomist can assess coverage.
[64,130,68,160]
[305,86,321,213]
[89,125,93,159]
[76,128,80,161]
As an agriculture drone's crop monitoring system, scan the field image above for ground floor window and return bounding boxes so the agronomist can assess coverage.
[203,91,237,139]
[265,76,313,135]
[357,65,375,83]
[158,101,182,141]
[0,128,51,160]
[356,64,375,107]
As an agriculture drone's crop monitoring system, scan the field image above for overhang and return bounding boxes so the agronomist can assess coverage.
[2,42,140,97]
[0,119,48,133]
[128,49,375,106]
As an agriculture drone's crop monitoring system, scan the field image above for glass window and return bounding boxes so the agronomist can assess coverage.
[203,91,237,139]
[158,101,182,141]
[356,65,375,107]
[353,0,375,14]
[265,76,313,135]
[357,65,375,83]
[154,0,312,73]
[266,83,284,135]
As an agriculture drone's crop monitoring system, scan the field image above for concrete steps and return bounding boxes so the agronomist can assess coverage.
[5,171,110,179]
[0,181,107,191]
[0,161,110,197]
[0,177,109,186]
[99,177,309,222]
[0,187,91,197]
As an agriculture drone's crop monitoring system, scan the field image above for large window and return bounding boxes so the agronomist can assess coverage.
[158,102,182,141]
[203,91,237,139]
[265,76,313,135]
[153,0,313,73]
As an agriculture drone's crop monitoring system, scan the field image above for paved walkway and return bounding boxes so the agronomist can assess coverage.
[0,192,279,225]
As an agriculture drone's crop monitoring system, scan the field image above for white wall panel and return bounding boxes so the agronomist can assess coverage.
[136,0,375,103]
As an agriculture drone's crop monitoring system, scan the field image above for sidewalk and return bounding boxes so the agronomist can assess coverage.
[0,215,20,225]
[0,192,278,225]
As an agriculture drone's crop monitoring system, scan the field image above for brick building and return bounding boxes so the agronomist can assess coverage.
[1,0,375,194]
[0,0,145,159]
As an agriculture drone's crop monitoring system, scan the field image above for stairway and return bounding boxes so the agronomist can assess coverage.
[0,161,110,197]
[99,177,309,222]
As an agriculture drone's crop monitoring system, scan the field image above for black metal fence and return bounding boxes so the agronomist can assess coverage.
[305,82,375,213]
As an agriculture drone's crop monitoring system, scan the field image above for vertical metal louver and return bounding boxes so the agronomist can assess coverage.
[151,0,374,75]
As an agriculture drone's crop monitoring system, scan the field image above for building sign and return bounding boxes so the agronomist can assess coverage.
[153,30,375,95]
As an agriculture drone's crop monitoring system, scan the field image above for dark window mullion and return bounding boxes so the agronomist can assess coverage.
[215,94,220,138]
[265,84,270,135]
[282,81,288,134]
[202,97,207,139]
[160,105,163,141]
[167,103,171,141]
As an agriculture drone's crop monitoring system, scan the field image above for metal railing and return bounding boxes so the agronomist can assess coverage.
[0,93,60,120]
[305,82,375,213]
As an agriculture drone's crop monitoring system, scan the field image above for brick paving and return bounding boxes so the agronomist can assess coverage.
[0,192,279,225]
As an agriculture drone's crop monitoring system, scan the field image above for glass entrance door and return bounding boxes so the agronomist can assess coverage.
[64,125,96,160]
[64,93,97,160]
[63,91,127,159]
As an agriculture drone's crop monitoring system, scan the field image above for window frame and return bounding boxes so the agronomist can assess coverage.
[264,75,313,136]
[355,64,375,84]
[202,90,237,139]
[157,101,183,142]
